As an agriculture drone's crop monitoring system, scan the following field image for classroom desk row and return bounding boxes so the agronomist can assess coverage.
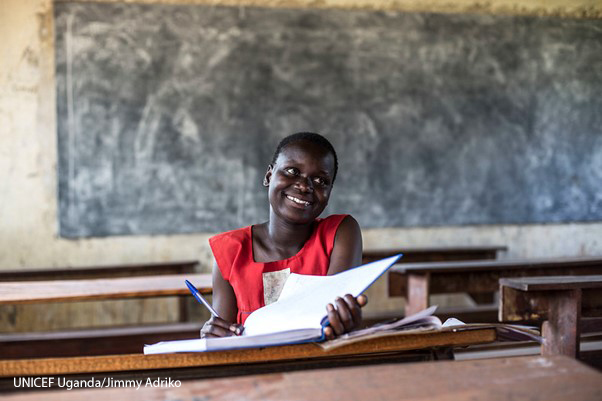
[2,254,601,362]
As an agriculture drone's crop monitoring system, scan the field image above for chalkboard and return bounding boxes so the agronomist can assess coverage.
[55,3,602,237]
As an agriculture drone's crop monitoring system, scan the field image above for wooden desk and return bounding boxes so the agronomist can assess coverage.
[0,261,202,327]
[362,245,507,264]
[0,261,198,282]
[0,328,496,378]
[0,274,211,304]
[389,256,602,316]
[3,355,601,401]
[500,275,602,357]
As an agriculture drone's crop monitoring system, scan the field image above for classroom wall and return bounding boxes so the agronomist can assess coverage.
[1,0,601,332]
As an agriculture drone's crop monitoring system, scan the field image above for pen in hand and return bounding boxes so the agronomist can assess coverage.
[185,279,220,318]
[185,280,244,337]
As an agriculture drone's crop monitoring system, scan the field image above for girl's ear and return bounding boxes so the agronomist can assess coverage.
[263,164,273,187]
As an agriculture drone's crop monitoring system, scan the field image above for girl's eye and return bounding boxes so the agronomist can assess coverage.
[284,167,298,175]
[313,177,328,186]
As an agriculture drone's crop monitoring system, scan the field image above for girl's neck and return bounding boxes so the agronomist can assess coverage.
[266,216,314,248]
[253,212,315,262]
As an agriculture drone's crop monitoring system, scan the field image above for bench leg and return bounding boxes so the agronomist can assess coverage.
[406,273,430,316]
[542,289,581,357]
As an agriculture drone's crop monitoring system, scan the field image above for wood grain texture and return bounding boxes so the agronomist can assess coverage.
[0,328,496,376]
[500,275,602,291]
[362,246,506,264]
[406,273,429,316]
[542,289,581,357]
[499,276,602,357]
[0,261,198,281]
[498,284,602,322]
[4,355,602,401]
[0,274,211,304]
[391,256,602,274]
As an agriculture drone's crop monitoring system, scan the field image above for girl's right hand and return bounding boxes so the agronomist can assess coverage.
[200,316,244,338]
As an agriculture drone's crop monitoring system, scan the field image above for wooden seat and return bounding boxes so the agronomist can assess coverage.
[499,275,602,357]
[389,256,602,316]
[363,246,507,264]
[0,261,198,281]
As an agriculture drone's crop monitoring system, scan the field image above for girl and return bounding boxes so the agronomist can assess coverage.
[201,132,366,340]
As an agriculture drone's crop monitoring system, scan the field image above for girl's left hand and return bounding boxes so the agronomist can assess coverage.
[323,294,368,340]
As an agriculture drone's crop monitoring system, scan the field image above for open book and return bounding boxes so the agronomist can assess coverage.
[318,309,541,351]
[318,305,442,350]
[144,254,402,354]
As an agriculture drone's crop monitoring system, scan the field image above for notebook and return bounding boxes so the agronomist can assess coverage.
[143,254,402,354]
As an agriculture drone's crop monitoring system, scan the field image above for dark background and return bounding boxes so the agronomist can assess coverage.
[55,3,602,237]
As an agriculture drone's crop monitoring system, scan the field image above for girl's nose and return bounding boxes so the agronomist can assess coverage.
[295,176,314,193]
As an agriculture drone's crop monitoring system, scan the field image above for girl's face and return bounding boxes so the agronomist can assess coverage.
[264,141,335,225]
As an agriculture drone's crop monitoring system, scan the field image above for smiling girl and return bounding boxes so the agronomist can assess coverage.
[201,132,365,340]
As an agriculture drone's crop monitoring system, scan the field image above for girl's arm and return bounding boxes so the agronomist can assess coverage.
[327,215,363,274]
[200,261,243,338]
[324,215,366,339]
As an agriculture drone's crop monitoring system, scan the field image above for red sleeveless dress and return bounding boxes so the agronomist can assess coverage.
[209,214,348,324]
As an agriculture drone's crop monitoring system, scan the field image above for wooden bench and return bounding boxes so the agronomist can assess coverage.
[4,355,601,400]
[0,260,198,281]
[389,256,602,316]
[363,246,507,264]
[499,275,602,357]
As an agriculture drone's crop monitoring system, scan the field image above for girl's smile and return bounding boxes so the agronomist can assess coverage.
[285,194,313,207]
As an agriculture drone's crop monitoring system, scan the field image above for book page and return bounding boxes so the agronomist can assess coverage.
[243,255,401,336]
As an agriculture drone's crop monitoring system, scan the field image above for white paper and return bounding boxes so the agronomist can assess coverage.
[243,255,401,336]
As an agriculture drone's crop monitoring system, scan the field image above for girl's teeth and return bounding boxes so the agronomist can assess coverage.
[287,195,309,206]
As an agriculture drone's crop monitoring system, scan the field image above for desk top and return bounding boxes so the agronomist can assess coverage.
[500,275,602,291]
[3,355,601,401]
[363,246,507,262]
[0,261,198,281]
[0,274,212,304]
[364,245,508,255]
[390,256,602,274]
[0,328,496,376]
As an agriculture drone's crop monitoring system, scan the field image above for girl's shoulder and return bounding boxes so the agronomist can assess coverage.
[316,214,351,228]
[209,226,251,249]
[313,214,353,239]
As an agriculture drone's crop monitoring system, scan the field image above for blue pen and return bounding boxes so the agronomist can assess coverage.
[185,279,220,318]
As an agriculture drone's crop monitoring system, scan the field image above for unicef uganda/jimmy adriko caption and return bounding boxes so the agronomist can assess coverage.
[13,376,182,390]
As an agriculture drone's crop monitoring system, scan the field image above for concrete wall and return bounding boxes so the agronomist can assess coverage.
[1,0,601,332]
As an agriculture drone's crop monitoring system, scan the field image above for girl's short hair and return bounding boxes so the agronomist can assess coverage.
[271,132,339,183]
